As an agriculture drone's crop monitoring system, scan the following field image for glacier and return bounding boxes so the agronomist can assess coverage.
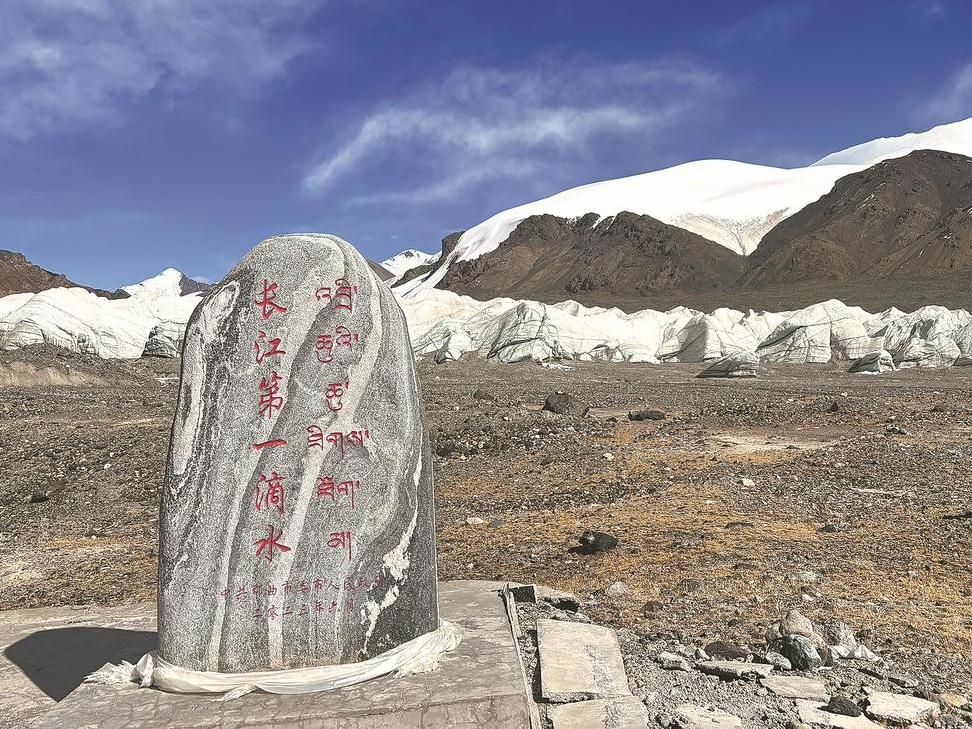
[0,282,968,371]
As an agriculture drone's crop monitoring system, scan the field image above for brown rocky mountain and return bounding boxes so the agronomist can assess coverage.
[744,149,972,286]
[431,212,744,302]
[0,250,126,299]
[397,150,972,312]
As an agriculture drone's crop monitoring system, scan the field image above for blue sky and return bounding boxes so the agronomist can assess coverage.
[2,0,972,289]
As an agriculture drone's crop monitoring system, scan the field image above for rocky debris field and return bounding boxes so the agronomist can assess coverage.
[0,347,970,708]
[514,591,971,728]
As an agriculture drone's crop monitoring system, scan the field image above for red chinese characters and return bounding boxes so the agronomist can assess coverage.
[254,279,288,320]
[315,326,360,364]
[257,371,284,419]
[254,523,291,563]
[315,476,361,509]
[219,574,385,600]
[315,278,357,312]
[254,330,286,364]
[254,471,286,514]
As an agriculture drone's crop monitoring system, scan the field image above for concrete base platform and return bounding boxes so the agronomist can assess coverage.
[1,583,534,729]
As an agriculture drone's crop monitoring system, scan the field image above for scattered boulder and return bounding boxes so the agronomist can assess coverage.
[759,651,792,671]
[465,516,486,526]
[577,530,618,554]
[825,694,863,717]
[818,619,857,648]
[796,699,881,728]
[543,392,590,416]
[657,651,692,672]
[781,635,824,670]
[703,640,751,661]
[780,609,815,638]
[697,351,759,379]
[472,388,496,402]
[628,408,666,421]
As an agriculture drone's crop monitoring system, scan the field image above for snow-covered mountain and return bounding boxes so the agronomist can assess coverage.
[380,249,439,278]
[121,267,212,298]
[394,118,972,296]
[0,268,205,358]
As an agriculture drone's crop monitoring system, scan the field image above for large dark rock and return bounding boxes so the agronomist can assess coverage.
[780,634,823,670]
[543,392,590,416]
[159,233,438,672]
[825,694,863,717]
[628,409,666,421]
[577,530,618,554]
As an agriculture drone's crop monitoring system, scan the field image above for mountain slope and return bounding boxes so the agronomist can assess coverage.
[745,150,972,285]
[436,212,744,302]
[394,117,972,297]
[0,250,126,299]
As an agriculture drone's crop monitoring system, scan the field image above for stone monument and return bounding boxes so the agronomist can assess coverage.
[158,233,438,674]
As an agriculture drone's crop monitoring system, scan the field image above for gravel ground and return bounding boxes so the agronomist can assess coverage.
[0,346,970,710]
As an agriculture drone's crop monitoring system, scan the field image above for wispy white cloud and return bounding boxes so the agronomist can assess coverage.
[716,3,813,45]
[912,0,947,19]
[302,59,725,205]
[0,0,326,140]
[925,61,972,123]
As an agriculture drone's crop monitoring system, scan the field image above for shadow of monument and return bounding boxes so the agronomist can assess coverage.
[5,627,157,701]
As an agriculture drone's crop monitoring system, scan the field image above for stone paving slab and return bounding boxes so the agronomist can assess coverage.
[0,603,157,729]
[760,675,830,700]
[2,583,532,729]
[538,619,630,703]
[865,691,940,724]
[550,696,649,728]
[673,703,742,728]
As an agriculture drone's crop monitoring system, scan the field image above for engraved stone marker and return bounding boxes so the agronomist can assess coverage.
[159,233,438,673]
